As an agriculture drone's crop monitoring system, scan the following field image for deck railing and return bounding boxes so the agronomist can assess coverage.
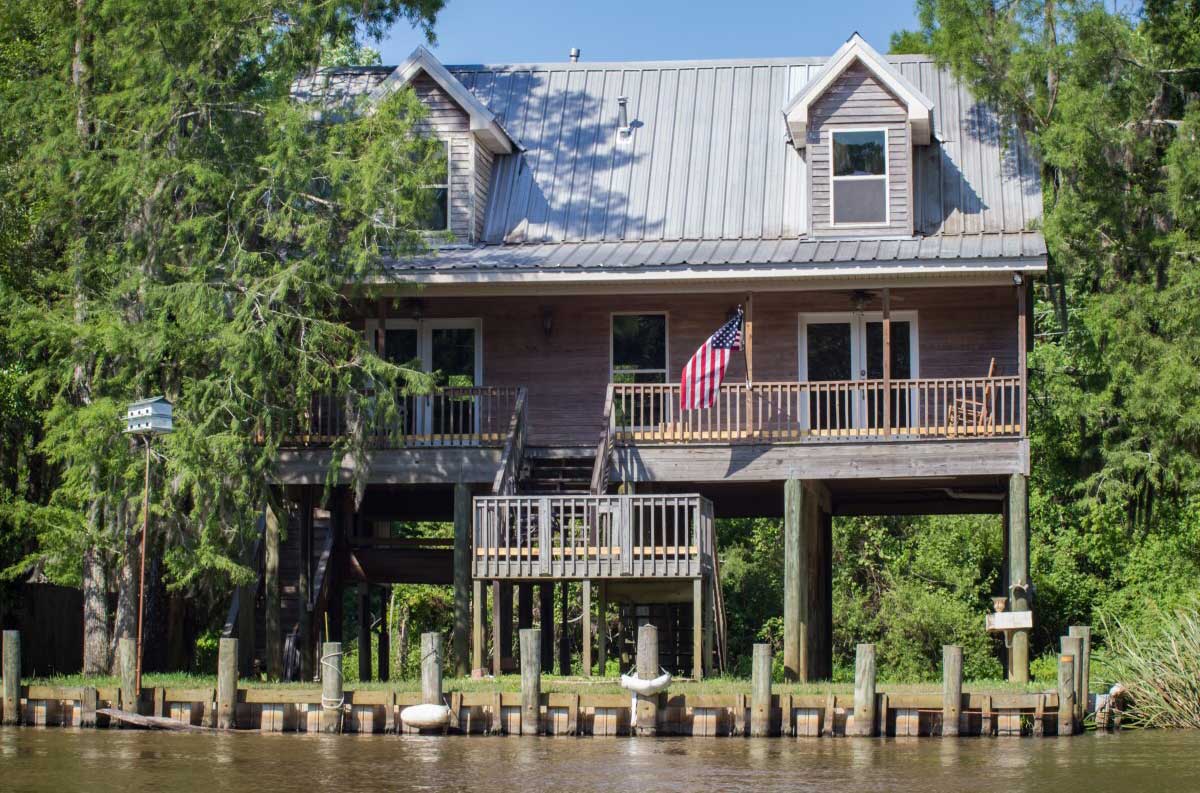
[611,377,1023,444]
[473,494,714,580]
[280,386,522,448]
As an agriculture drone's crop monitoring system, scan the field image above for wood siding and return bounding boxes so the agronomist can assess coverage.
[809,63,912,238]
[373,286,1018,446]
[474,142,495,243]
[411,73,476,242]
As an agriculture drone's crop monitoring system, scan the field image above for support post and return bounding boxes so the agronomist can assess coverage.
[80,686,97,729]
[783,478,803,681]
[1007,473,1030,683]
[853,643,877,737]
[635,623,659,736]
[882,287,891,437]
[692,577,704,680]
[1061,635,1084,726]
[491,581,502,676]
[421,632,443,705]
[751,643,773,737]
[519,628,541,736]
[539,583,554,673]
[471,579,484,675]
[597,582,608,677]
[378,586,390,683]
[499,582,514,672]
[298,488,314,681]
[119,637,138,715]
[320,641,343,733]
[1057,653,1075,736]
[558,581,570,675]
[452,483,472,677]
[517,583,533,631]
[1068,625,1091,720]
[942,644,963,737]
[217,637,238,729]
[2,630,19,726]
[264,499,282,680]
[582,580,593,676]
[358,583,371,682]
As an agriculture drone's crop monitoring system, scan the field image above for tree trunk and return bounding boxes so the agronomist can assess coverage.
[82,540,109,675]
[109,499,136,673]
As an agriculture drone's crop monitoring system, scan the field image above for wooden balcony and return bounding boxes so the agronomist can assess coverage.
[279,386,523,448]
[473,494,714,580]
[610,377,1024,445]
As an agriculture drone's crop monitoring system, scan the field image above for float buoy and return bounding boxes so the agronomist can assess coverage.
[620,670,672,696]
[400,703,452,729]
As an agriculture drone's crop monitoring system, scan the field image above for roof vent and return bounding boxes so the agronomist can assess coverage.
[617,96,630,136]
[569,47,581,63]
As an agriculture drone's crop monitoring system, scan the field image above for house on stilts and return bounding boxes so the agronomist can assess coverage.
[226,34,1044,684]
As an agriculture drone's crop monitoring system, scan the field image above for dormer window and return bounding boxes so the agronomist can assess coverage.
[418,140,450,232]
[831,129,888,226]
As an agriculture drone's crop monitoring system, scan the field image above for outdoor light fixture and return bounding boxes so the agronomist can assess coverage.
[617,96,630,136]
[407,298,425,322]
[541,306,555,339]
[123,396,174,698]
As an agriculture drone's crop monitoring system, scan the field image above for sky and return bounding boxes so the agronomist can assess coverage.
[376,0,920,66]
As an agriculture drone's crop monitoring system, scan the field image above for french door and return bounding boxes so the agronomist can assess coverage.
[369,318,482,440]
[798,312,917,432]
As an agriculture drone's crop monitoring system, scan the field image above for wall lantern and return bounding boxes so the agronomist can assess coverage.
[123,395,174,697]
[541,306,555,339]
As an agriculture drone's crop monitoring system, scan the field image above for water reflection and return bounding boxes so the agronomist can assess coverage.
[0,728,1196,793]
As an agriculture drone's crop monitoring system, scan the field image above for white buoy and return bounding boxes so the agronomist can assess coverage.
[620,670,672,696]
[400,703,451,730]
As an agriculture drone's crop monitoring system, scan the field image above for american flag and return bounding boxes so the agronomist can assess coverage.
[680,307,743,411]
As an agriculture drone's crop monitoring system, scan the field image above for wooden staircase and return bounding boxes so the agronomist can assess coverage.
[519,448,594,494]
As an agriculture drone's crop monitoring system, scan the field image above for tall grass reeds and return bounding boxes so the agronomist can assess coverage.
[1099,601,1200,728]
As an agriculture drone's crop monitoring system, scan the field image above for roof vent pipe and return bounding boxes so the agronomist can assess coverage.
[569,47,581,62]
[617,96,630,136]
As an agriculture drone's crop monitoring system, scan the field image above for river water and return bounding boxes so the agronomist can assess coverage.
[2,727,1196,792]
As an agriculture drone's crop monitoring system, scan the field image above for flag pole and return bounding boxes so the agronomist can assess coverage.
[744,294,754,438]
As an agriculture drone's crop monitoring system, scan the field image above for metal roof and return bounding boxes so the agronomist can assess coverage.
[297,52,1045,277]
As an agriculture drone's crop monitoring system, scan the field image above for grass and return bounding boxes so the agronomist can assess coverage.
[1099,603,1200,728]
[23,672,1052,696]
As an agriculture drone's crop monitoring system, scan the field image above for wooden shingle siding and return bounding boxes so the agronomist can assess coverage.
[393,285,1017,446]
[411,72,475,241]
[474,142,495,242]
[809,63,912,237]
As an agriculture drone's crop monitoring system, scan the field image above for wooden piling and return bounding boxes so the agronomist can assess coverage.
[1068,625,1091,719]
[1057,654,1076,736]
[1061,635,1084,725]
[320,641,343,733]
[2,630,18,725]
[942,644,963,737]
[118,637,138,716]
[557,582,570,675]
[597,581,608,677]
[783,479,803,681]
[635,623,659,736]
[519,628,540,736]
[421,632,443,706]
[217,637,238,729]
[751,643,772,737]
[452,482,472,677]
[582,580,593,676]
[539,583,554,673]
[472,579,485,675]
[80,686,98,728]
[692,578,704,680]
[1007,473,1030,683]
[853,643,876,736]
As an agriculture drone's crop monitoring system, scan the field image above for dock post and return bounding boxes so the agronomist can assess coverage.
[635,623,659,736]
[217,637,238,729]
[1068,625,1091,719]
[692,578,704,680]
[1061,635,1084,727]
[2,630,18,725]
[320,641,343,733]
[80,686,98,729]
[472,579,485,675]
[421,632,443,706]
[783,479,803,681]
[118,637,138,716]
[582,580,593,676]
[558,582,570,675]
[942,645,963,737]
[853,643,876,736]
[597,582,608,676]
[1007,473,1031,683]
[751,643,773,737]
[519,628,541,735]
[453,482,472,677]
[1057,653,1076,736]
[539,583,554,673]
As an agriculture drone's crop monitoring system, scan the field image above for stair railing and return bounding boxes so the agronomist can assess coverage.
[491,387,528,496]
[589,383,616,495]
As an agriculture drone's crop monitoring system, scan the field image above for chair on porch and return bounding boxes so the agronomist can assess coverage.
[946,358,996,434]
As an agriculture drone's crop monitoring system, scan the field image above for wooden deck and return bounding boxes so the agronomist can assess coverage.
[473,494,714,580]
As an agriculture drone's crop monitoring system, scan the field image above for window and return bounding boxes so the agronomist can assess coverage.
[831,129,888,226]
[611,314,668,383]
[417,140,450,231]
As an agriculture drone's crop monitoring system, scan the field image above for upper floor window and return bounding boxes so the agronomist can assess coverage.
[417,140,450,231]
[831,129,888,226]
[611,314,667,383]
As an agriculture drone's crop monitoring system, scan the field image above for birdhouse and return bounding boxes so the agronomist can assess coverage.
[124,396,173,435]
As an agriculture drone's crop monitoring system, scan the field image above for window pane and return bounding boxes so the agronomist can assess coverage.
[833,178,887,224]
[806,323,852,381]
[383,328,419,366]
[431,328,475,386]
[418,187,449,231]
[612,315,667,372]
[833,130,886,176]
[865,321,912,379]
